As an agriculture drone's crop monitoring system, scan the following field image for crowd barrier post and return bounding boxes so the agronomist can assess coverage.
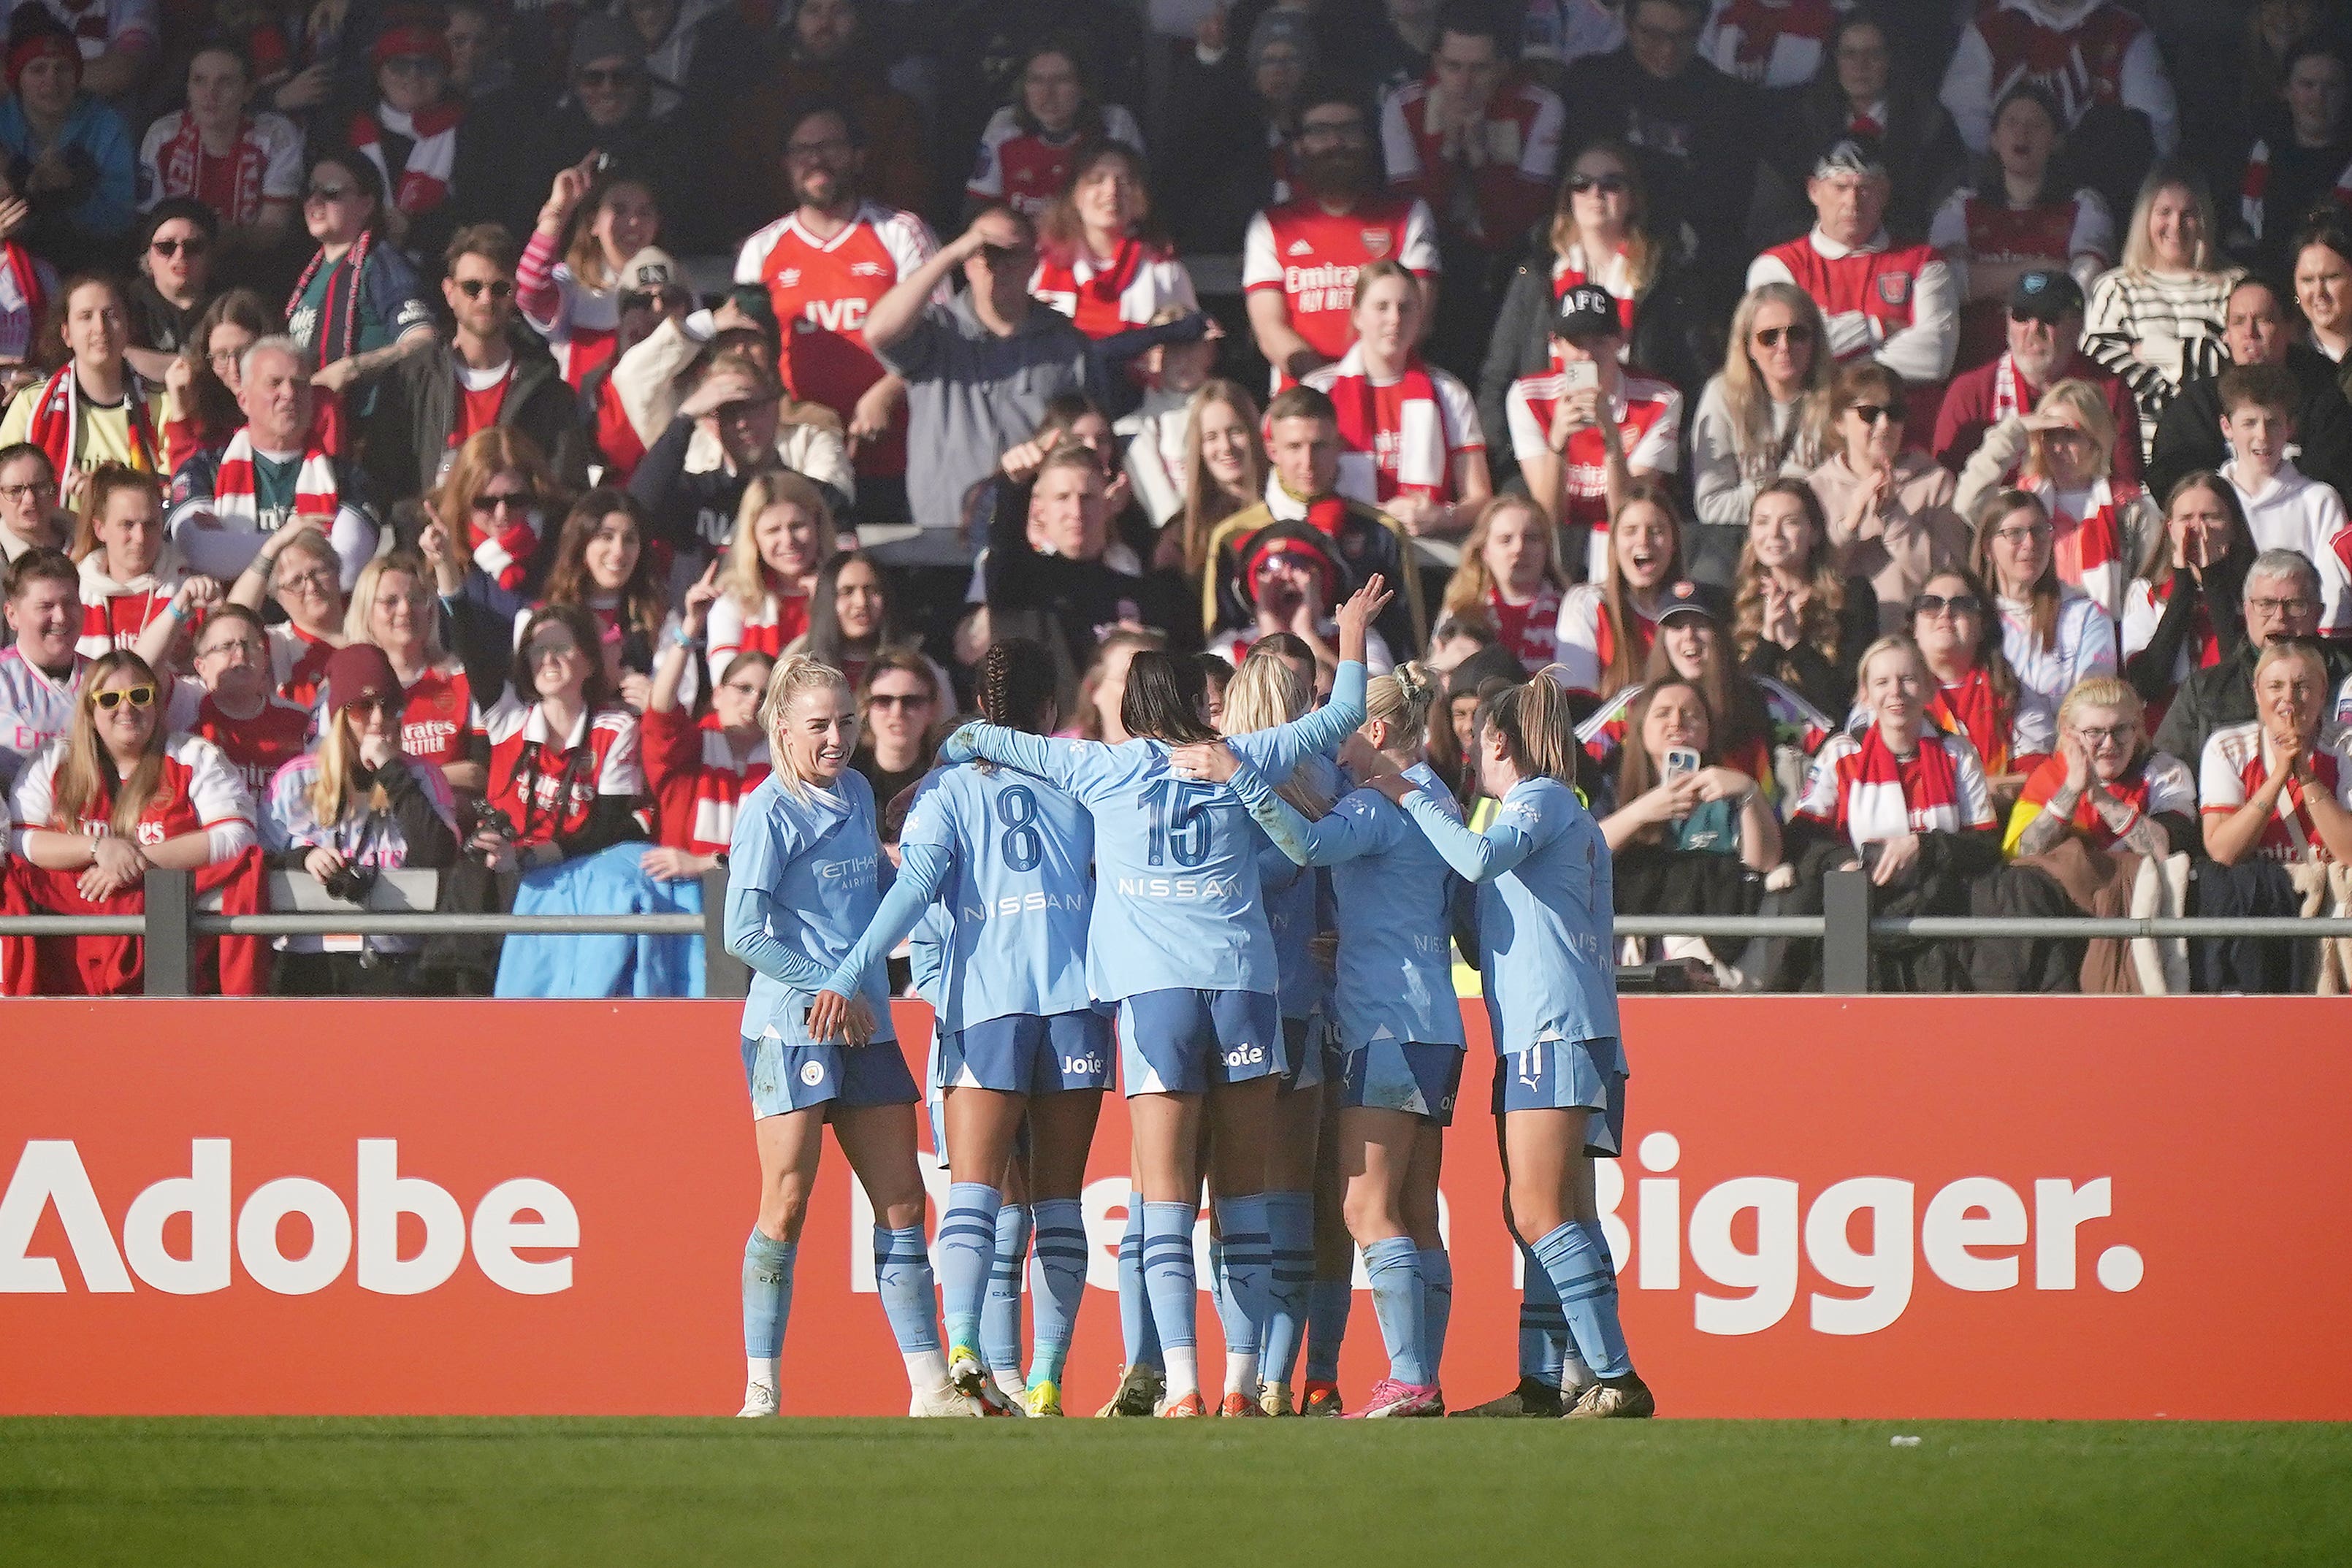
[142,868,195,998]
[1823,867,1871,994]
[701,867,748,999]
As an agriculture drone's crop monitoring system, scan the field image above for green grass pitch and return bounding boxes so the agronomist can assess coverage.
[3,1418,2348,1566]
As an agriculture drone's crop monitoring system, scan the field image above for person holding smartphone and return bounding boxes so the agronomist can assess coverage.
[1598,677,1779,873]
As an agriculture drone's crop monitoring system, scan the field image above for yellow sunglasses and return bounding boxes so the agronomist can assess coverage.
[92,685,156,711]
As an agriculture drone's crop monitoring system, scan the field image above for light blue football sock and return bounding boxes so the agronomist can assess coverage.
[935,1183,999,1355]
[1363,1235,1429,1387]
[1303,1277,1352,1384]
[1207,1230,1232,1347]
[873,1224,942,1357]
[1518,1239,1570,1383]
[1532,1222,1631,1380]
[1140,1200,1199,1353]
[741,1228,795,1360]
[1118,1193,1162,1370]
[982,1201,1031,1374]
[1028,1198,1086,1386]
[1418,1244,1454,1384]
[1213,1195,1271,1355]
[1260,1190,1315,1384]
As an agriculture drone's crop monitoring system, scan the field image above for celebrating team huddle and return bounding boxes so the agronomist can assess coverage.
[721,573,1649,1422]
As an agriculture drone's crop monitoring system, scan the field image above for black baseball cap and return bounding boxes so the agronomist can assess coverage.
[1654,578,1730,628]
[2009,267,2084,323]
[1551,282,1620,343]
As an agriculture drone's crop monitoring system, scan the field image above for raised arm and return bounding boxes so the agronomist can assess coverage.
[1225,575,1389,777]
[936,722,1086,795]
[1227,757,1385,868]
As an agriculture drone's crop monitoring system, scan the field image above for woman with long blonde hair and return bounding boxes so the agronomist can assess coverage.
[723,652,958,1419]
[2083,163,2245,448]
[1154,379,1263,584]
[1355,668,1652,1418]
[10,649,254,897]
[1440,494,1571,669]
[347,548,486,792]
[261,642,460,993]
[1730,480,1876,723]
[1690,283,1836,537]
[709,469,838,683]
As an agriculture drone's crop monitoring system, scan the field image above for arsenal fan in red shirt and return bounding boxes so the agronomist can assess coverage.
[1506,283,1681,581]
[479,603,645,873]
[1030,140,1196,343]
[1437,493,1569,668]
[640,561,771,884]
[1243,85,1440,387]
[964,39,1147,222]
[1302,259,1489,539]
[2200,638,2352,867]
[348,548,486,795]
[1932,267,2138,484]
[1936,0,2180,172]
[736,102,937,521]
[1926,83,2114,371]
[1746,135,1958,404]
[135,42,302,259]
[707,470,839,685]
[165,603,312,802]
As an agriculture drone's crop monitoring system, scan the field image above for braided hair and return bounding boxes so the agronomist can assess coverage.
[976,638,1058,734]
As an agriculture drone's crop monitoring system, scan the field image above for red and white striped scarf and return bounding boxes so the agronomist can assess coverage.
[348,101,462,218]
[471,505,543,593]
[1844,723,1966,843]
[23,362,159,476]
[1325,344,1450,502]
[1926,666,2011,773]
[156,113,270,226]
[210,426,339,530]
[682,716,772,854]
[1990,351,2039,426]
[2240,141,2352,242]
[2031,475,2126,622]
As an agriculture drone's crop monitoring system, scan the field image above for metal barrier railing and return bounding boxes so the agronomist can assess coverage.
[2,868,2348,999]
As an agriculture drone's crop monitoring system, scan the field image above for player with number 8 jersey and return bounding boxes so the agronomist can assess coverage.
[937,577,1389,1418]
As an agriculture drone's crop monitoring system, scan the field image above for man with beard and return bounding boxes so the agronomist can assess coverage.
[736,102,937,531]
[1933,268,2137,481]
[722,0,928,224]
[1242,85,1440,388]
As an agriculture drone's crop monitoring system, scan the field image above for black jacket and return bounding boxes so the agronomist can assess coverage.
[1475,224,1723,478]
[983,477,1189,715]
[2146,344,2352,505]
[364,325,588,502]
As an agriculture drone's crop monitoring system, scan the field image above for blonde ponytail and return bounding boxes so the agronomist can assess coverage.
[760,654,852,797]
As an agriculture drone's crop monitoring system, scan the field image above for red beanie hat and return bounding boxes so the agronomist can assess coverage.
[5,11,80,93]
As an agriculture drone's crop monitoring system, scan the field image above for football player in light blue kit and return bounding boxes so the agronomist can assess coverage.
[937,575,1391,1417]
[1213,638,1338,1417]
[1180,661,1466,1418]
[724,656,966,1418]
[1362,672,1655,1418]
[812,640,1100,1418]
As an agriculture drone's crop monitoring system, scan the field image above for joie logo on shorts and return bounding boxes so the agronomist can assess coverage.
[1062,1055,1103,1077]
[1223,1044,1266,1068]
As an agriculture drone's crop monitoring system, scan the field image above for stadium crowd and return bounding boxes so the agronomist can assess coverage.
[2,0,2352,998]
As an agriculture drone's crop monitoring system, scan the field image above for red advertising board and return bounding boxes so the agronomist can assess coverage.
[3,998,2347,1418]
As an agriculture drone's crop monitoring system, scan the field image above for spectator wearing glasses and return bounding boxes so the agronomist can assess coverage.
[1909,566,2053,803]
[1241,84,1441,388]
[852,647,943,812]
[1689,284,1835,559]
[1748,135,1958,403]
[1811,362,1966,632]
[136,42,300,264]
[1969,488,2118,719]
[2121,473,2255,730]
[166,601,311,802]
[226,524,348,708]
[284,150,436,403]
[639,561,771,889]
[2153,548,2352,776]
[1926,83,2113,372]
[427,425,562,624]
[0,443,64,563]
[520,12,687,248]
[0,9,134,271]
[345,548,486,794]
[1933,268,2137,486]
[125,200,214,383]
[1957,376,2153,623]
[342,9,473,266]
[2003,675,2193,860]
[366,224,585,505]
[261,640,459,995]
[168,335,376,591]
[1482,140,1715,485]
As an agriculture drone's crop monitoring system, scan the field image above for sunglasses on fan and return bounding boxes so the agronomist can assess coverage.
[93,685,156,711]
